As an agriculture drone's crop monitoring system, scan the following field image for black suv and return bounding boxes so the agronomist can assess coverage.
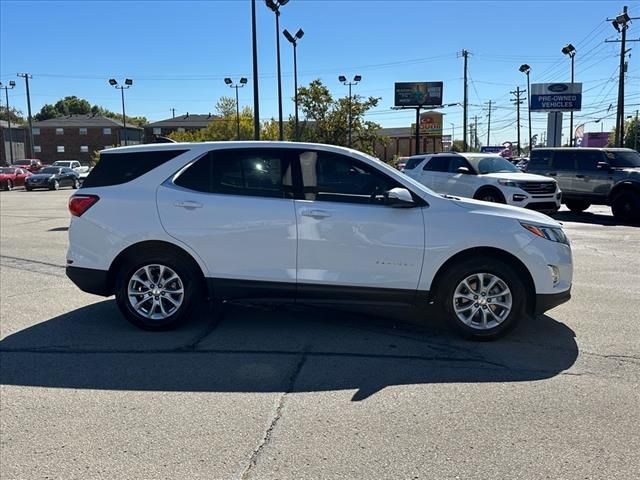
[526,148,640,223]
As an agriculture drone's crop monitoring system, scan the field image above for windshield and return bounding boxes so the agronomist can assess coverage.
[0,168,16,174]
[39,167,61,174]
[606,150,640,168]
[53,161,72,167]
[14,160,30,165]
[467,156,520,174]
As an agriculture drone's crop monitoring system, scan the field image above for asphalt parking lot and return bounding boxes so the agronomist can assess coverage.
[1,188,639,479]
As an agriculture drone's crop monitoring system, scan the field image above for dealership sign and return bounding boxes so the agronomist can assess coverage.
[530,83,582,112]
[395,82,443,107]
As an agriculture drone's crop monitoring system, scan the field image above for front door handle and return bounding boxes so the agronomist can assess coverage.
[301,209,331,219]
[174,200,203,209]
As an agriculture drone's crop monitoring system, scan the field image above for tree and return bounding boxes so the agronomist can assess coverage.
[450,140,466,152]
[34,96,147,126]
[610,116,639,150]
[0,106,25,124]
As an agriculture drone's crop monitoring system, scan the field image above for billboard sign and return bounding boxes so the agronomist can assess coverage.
[530,83,582,112]
[395,82,443,107]
[411,111,443,137]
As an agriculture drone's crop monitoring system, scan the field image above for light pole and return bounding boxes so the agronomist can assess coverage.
[339,75,361,148]
[251,0,260,140]
[561,44,576,147]
[0,81,16,164]
[225,78,248,140]
[283,28,304,141]
[109,78,133,146]
[519,64,533,152]
[265,0,289,141]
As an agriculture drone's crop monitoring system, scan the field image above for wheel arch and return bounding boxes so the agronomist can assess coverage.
[428,246,536,314]
[107,240,208,298]
[473,185,506,202]
[609,180,640,202]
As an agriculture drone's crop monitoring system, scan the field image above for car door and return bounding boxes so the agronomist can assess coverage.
[293,149,425,301]
[421,156,451,193]
[156,148,298,293]
[445,156,478,197]
[14,169,27,186]
[61,167,74,186]
[549,150,576,195]
[572,150,614,200]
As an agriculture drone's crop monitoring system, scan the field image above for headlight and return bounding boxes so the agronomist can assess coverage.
[498,179,518,187]
[521,222,569,245]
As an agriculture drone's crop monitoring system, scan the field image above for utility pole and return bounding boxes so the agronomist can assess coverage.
[0,81,16,164]
[171,108,175,118]
[473,115,478,149]
[17,73,34,158]
[486,100,492,146]
[511,87,525,155]
[458,50,470,151]
[251,0,260,140]
[606,6,639,147]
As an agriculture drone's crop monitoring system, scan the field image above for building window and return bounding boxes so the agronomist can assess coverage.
[103,128,112,135]
[79,128,87,135]
[153,127,161,135]
[57,146,65,153]
[80,145,89,153]
[32,128,40,135]
[56,128,64,135]
[34,146,41,153]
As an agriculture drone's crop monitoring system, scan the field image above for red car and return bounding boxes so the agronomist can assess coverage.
[0,167,32,190]
[13,159,43,173]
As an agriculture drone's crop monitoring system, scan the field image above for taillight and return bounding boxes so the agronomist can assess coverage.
[69,195,99,217]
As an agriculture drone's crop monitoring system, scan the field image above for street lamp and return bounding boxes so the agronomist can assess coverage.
[108,78,133,146]
[225,77,248,140]
[561,44,576,147]
[339,75,361,148]
[0,80,16,164]
[519,64,533,152]
[265,0,289,141]
[283,28,304,141]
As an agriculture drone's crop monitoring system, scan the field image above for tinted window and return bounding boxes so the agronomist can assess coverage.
[175,149,293,199]
[40,167,62,174]
[404,156,426,170]
[471,156,519,174]
[606,150,640,168]
[61,167,73,174]
[552,151,576,170]
[576,151,604,171]
[298,151,399,205]
[423,156,450,172]
[0,168,16,174]
[448,156,471,173]
[528,150,552,170]
[82,150,187,188]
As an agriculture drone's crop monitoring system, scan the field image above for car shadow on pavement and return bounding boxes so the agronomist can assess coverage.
[0,300,579,401]
[551,210,639,227]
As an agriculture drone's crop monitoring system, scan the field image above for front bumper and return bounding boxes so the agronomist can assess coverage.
[504,186,562,212]
[535,288,571,315]
[66,266,112,296]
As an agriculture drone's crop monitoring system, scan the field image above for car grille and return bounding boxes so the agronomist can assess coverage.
[526,202,558,212]
[519,182,556,194]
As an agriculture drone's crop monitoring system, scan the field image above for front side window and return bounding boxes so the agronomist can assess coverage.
[576,151,605,171]
[423,156,450,172]
[448,156,473,173]
[298,151,398,205]
[174,149,293,199]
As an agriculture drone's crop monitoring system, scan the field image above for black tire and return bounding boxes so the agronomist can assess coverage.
[115,251,203,330]
[565,200,590,212]
[6,180,13,191]
[435,257,526,340]
[474,187,506,204]
[25,186,32,192]
[611,190,640,224]
[72,178,79,189]
[50,180,59,191]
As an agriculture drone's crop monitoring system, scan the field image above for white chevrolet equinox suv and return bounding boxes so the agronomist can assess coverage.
[66,142,573,339]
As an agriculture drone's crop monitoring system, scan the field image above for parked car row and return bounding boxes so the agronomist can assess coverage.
[1,159,92,191]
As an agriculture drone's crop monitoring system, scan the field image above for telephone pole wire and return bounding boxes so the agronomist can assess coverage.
[17,73,34,158]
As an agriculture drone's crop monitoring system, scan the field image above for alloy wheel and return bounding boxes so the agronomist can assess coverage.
[127,264,184,321]
[453,272,512,330]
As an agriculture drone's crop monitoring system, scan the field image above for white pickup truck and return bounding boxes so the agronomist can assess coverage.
[52,160,91,182]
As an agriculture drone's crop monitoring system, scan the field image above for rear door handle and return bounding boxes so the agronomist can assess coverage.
[301,209,331,219]
[174,200,203,209]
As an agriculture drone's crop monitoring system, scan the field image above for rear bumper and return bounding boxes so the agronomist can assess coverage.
[535,288,571,315]
[66,266,112,296]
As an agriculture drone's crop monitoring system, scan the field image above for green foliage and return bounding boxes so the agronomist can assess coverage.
[34,96,147,126]
[89,150,101,167]
[0,106,26,124]
[450,140,465,152]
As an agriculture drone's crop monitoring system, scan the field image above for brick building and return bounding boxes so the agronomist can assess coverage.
[374,127,445,162]
[30,115,143,164]
[144,114,216,143]
[0,120,27,165]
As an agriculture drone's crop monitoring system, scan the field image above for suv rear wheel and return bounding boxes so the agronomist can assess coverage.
[611,190,640,224]
[436,257,526,340]
[115,254,202,330]
[565,200,590,213]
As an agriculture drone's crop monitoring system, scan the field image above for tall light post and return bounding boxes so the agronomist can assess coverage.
[339,75,361,148]
[283,28,304,141]
[519,64,533,152]
[561,44,576,146]
[265,0,289,141]
[225,77,248,140]
[0,81,16,164]
[251,0,260,140]
[109,78,133,146]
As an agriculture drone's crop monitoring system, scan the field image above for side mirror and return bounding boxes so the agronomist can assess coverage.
[456,166,471,174]
[386,187,415,208]
[597,161,612,171]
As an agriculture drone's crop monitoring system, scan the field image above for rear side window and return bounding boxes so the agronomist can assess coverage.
[528,150,552,170]
[423,156,450,172]
[552,151,576,170]
[82,150,187,188]
[174,149,293,199]
[404,156,426,170]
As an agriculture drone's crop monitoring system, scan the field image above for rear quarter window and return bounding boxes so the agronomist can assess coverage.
[82,150,187,188]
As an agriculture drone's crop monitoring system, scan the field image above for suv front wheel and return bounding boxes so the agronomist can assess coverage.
[565,200,590,212]
[611,190,640,224]
[115,255,201,330]
[436,257,526,339]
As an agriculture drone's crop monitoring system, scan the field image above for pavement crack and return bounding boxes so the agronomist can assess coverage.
[239,351,308,480]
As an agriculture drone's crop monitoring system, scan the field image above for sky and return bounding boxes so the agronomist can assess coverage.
[1,0,639,146]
